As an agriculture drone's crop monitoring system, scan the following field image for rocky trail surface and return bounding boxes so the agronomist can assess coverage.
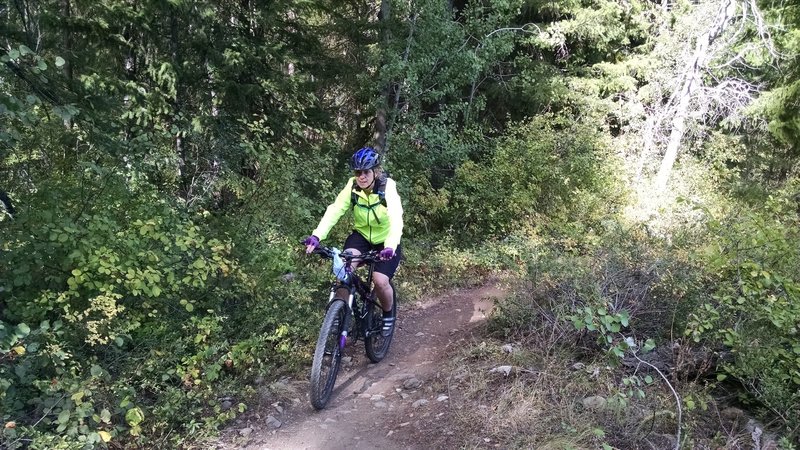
[217,283,505,450]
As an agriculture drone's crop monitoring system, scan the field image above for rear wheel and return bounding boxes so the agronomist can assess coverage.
[310,299,347,410]
[365,285,396,363]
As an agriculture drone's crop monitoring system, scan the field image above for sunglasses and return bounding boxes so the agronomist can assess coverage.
[353,169,373,177]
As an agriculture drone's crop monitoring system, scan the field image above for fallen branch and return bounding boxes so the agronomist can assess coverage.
[630,349,682,450]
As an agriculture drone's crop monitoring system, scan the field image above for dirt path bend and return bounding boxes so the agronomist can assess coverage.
[218,283,505,450]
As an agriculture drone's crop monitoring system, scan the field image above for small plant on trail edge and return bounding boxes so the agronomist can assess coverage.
[569,304,639,358]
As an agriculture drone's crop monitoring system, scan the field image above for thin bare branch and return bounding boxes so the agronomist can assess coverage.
[630,349,682,450]
[483,23,541,41]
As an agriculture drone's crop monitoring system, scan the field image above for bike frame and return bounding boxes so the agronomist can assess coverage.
[325,253,382,349]
[308,244,395,410]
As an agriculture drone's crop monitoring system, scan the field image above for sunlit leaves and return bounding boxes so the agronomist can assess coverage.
[686,194,800,428]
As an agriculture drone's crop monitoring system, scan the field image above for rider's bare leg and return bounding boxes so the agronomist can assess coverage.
[344,247,362,273]
[372,272,394,313]
[344,247,392,311]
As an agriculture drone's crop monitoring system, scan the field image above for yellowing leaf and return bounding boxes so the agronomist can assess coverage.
[12,346,25,355]
[125,407,144,426]
[98,431,112,442]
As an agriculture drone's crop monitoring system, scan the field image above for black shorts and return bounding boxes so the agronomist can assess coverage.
[343,231,402,279]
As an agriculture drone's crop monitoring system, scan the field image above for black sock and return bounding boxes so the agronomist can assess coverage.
[382,310,392,318]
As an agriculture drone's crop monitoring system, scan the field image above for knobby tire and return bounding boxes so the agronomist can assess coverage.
[310,299,347,410]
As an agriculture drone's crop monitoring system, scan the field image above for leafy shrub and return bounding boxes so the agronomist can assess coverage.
[686,193,800,432]
[400,237,499,300]
[444,113,624,240]
[0,161,326,448]
[487,218,677,356]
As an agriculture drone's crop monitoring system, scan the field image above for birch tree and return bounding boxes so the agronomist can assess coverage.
[642,0,777,191]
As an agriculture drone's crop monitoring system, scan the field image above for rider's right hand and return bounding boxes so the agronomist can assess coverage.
[303,235,320,254]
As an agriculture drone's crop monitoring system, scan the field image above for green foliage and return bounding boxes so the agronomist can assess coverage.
[0,172,252,446]
[612,373,655,409]
[399,231,536,302]
[444,114,623,239]
[485,212,702,399]
[570,305,633,358]
[745,0,800,173]
[686,193,800,431]
[0,179,322,449]
[0,0,337,447]
[376,0,522,110]
[487,0,653,123]
[1,0,799,446]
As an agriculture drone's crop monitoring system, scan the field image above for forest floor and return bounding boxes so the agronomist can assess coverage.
[214,283,506,450]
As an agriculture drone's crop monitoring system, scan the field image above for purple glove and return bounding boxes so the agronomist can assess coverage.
[379,247,395,260]
[303,235,320,253]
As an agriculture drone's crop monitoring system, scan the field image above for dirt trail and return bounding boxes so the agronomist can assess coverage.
[219,283,505,450]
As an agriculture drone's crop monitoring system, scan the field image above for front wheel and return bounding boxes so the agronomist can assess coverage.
[364,285,397,363]
[310,299,347,410]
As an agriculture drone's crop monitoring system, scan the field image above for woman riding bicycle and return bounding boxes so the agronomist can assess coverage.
[304,147,404,337]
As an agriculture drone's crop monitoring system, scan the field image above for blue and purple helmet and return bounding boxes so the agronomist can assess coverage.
[349,147,381,170]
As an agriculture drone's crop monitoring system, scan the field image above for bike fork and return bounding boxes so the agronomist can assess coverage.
[334,292,355,349]
[340,305,352,348]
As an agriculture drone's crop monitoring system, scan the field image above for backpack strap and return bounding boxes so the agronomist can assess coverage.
[351,176,388,224]
[374,175,387,206]
[351,175,387,209]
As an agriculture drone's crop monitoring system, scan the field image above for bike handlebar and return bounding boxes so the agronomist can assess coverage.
[310,244,381,264]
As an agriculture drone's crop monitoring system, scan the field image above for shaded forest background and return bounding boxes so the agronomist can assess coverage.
[1,0,799,447]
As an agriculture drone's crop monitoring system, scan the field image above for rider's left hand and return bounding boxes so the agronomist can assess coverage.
[379,247,394,260]
[303,235,320,254]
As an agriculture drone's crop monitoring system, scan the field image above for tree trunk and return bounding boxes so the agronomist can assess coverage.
[654,71,698,190]
[169,10,189,199]
[654,0,738,191]
[373,0,392,152]
[375,1,417,160]
[61,0,73,82]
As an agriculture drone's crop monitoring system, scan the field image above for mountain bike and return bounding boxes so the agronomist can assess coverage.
[308,245,397,410]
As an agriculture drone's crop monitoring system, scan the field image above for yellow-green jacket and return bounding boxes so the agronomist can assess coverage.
[312,177,404,249]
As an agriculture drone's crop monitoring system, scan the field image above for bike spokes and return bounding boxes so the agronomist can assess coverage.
[364,299,395,363]
[310,300,347,410]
